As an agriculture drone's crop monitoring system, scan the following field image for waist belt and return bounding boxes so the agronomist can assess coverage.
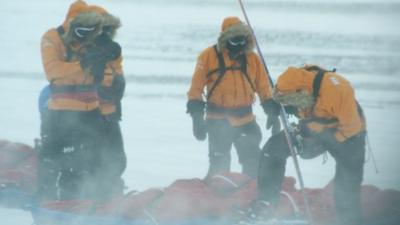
[51,85,96,93]
[51,85,98,103]
[207,102,252,117]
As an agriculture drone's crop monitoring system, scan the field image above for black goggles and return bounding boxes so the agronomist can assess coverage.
[74,26,96,39]
[228,36,246,46]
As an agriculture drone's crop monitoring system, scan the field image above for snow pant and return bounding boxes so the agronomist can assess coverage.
[37,109,104,201]
[206,119,262,179]
[257,130,366,225]
[89,117,126,201]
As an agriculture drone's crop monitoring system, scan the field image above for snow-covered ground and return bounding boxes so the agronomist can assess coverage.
[0,0,399,224]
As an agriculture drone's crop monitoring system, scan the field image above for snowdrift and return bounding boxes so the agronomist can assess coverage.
[1,139,399,225]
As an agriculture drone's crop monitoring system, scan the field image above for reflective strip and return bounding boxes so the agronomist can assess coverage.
[51,85,96,94]
[211,175,239,189]
[143,208,159,225]
[280,191,300,214]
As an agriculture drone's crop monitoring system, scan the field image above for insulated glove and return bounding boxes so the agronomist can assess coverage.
[111,75,126,102]
[80,42,121,70]
[94,34,122,61]
[80,47,104,70]
[91,62,106,84]
[186,100,207,141]
[191,113,207,141]
[284,106,298,116]
[261,99,281,134]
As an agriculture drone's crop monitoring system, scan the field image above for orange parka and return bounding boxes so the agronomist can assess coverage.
[40,0,103,111]
[276,66,366,142]
[187,17,273,126]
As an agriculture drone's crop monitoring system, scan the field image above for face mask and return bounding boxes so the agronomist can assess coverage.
[102,26,114,37]
[72,25,96,41]
[226,36,247,58]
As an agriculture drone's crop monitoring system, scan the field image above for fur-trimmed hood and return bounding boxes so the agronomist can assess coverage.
[62,11,103,45]
[89,5,121,39]
[276,67,317,94]
[274,66,319,109]
[100,13,121,39]
[273,89,315,109]
[217,17,255,54]
[62,0,89,29]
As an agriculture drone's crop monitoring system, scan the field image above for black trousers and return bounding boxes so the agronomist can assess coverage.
[257,131,365,225]
[206,119,262,179]
[38,109,104,200]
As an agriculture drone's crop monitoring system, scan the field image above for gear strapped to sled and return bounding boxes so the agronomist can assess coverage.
[206,45,256,101]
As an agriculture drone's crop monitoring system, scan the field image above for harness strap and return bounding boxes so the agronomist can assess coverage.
[206,45,256,100]
[206,46,226,100]
[239,54,256,93]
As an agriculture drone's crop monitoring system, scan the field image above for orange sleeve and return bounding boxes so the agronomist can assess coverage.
[253,54,272,102]
[40,29,85,82]
[187,49,210,101]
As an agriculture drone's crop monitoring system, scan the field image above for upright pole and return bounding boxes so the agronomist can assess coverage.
[237,0,314,224]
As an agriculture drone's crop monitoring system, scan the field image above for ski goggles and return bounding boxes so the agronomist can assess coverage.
[74,26,96,39]
[228,36,246,46]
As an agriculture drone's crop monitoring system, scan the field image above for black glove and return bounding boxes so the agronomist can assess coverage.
[95,34,122,61]
[186,100,207,141]
[80,42,121,70]
[80,47,104,70]
[191,113,207,141]
[111,75,126,102]
[91,62,106,84]
[261,99,281,133]
[284,106,298,116]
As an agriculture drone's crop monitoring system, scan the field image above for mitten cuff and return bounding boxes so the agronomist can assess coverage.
[261,99,280,116]
[186,100,205,115]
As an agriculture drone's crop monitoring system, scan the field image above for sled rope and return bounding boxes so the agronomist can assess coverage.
[143,208,159,225]
[280,191,300,215]
[212,175,240,188]
[366,132,379,173]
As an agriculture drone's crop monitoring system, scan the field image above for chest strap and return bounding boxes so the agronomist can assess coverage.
[206,45,256,100]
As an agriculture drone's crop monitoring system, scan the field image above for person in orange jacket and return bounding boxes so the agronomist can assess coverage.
[38,0,120,201]
[186,17,280,179]
[254,65,366,225]
[85,4,127,201]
